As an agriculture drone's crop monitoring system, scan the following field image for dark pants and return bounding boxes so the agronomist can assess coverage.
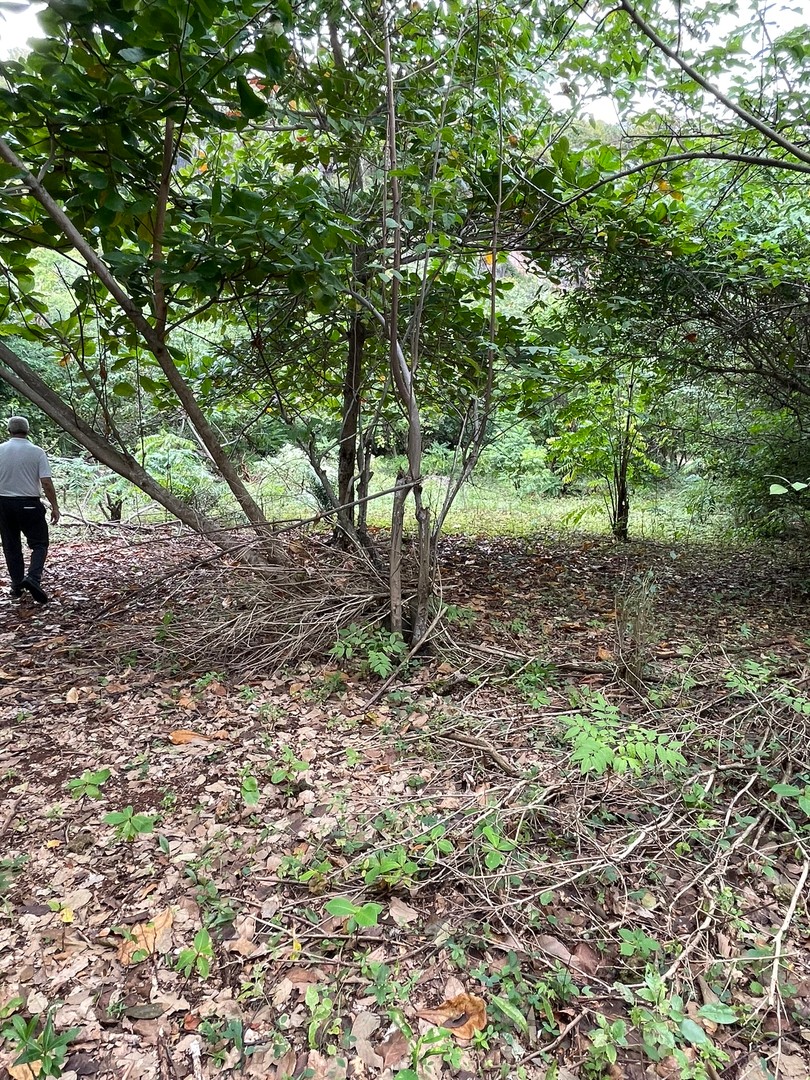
[0,497,49,587]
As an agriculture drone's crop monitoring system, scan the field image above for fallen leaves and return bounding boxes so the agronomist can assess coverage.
[168,728,229,744]
[388,896,420,927]
[116,908,174,965]
[351,1011,383,1069]
[8,1062,39,1080]
[4,533,810,1080]
[376,1027,409,1069]
[417,993,487,1041]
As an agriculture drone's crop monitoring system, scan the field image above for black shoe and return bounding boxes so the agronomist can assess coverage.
[9,583,22,599]
[22,577,48,604]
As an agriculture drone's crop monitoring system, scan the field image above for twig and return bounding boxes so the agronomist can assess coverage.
[437,731,522,777]
[186,1037,203,1080]
[519,1010,588,1065]
[0,795,23,842]
[663,891,718,982]
[768,857,810,1005]
[157,1029,178,1080]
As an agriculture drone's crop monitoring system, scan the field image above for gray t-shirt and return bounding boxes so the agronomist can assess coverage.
[0,438,52,497]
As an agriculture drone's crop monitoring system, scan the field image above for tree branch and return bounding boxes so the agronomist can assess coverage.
[617,1,810,167]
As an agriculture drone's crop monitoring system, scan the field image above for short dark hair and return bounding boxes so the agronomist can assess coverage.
[8,416,30,436]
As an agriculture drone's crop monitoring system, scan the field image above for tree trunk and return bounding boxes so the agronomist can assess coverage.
[356,434,373,537]
[612,457,630,542]
[0,137,278,555]
[389,472,407,634]
[0,342,272,566]
[335,312,365,542]
[412,500,433,642]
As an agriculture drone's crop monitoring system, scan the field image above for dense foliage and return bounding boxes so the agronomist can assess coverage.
[2,0,810,560]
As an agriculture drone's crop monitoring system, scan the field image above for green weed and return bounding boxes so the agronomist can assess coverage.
[176,927,215,979]
[67,768,111,800]
[1,1007,79,1079]
[103,806,157,841]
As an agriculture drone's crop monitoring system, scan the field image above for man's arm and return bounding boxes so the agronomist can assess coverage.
[41,477,60,524]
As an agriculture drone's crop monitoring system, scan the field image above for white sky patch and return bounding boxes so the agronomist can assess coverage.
[578,1,808,123]
[0,4,44,59]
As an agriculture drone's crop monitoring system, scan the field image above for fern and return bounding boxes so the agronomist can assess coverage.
[564,696,686,776]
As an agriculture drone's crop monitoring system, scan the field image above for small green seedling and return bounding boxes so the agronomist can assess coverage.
[103,806,157,841]
[618,928,660,960]
[1,1007,79,1078]
[176,927,215,979]
[269,747,309,791]
[324,896,384,932]
[240,769,260,806]
[67,768,111,800]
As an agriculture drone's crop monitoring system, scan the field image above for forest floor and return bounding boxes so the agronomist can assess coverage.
[1,529,809,1080]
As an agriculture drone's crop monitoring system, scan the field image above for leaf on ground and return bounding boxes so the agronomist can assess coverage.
[61,888,93,911]
[375,1028,409,1069]
[350,1011,385,1071]
[304,1049,347,1079]
[536,934,574,966]
[355,1039,384,1068]
[351,1011,381,1041]
[572,941,600,977]
[8,1063,40,1080]
[272,978,294,1007]
[779,1054,809,1079]
[116,908,174,965]
[269,1048,297,1078]
[417,993,487,1041]
[168,729,212,744]
[124,1003,168,1019]
[388,896,420,927]
[25,989,49,1014]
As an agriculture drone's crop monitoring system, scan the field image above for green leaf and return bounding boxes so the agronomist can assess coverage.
[353,902,384,927]
[236,75,268,119]
[240,775,260,805]
[769,483,789,495]
[491,995,528,1032]
[698,1002,737,1024]
[113,382,136,398]
[119,47,152,62]
[679,1018,709,1045]
[771,784,801,796]
[324,897,358,918]
[193,927,212,951]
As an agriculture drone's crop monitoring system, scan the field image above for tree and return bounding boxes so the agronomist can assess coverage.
[0,0,310,559]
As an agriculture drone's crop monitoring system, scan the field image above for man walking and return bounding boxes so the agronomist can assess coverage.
[0,417,60,603]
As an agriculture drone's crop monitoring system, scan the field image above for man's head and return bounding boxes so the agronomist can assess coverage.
[7,416,30,437]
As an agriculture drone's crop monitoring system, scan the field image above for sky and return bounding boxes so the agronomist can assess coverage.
[0,4,42,58]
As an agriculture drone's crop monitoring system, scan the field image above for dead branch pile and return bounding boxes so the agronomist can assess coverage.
[160,541,390,674]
